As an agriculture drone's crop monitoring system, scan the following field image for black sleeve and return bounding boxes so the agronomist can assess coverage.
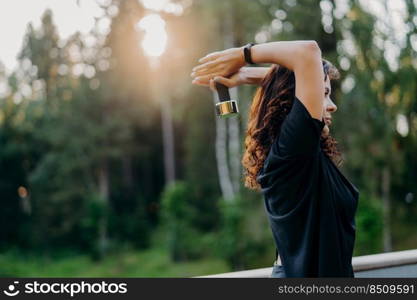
[275,96,326,158]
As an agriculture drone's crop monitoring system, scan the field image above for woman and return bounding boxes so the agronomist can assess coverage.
[191,40,360,278]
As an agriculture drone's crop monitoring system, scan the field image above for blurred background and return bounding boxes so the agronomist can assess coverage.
[0,0,416,277]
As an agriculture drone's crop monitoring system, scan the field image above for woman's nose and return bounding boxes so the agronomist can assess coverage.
[327,99,337,113]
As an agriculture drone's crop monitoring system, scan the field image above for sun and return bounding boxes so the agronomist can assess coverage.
[137,14,167,57]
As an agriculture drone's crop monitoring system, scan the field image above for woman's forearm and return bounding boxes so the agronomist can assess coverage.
[250,40,321,71]
[240,67,271,85]
[191,40,321,86]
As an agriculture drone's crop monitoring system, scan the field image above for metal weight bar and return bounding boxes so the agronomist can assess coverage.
[215,82,239,118]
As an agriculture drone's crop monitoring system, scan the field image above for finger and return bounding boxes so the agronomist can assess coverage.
[198,51,221,64]
[192,76,211,86]
[192,65,223,78]
[192,60,220,74]
[192,79,210,86]
[193,73,223,83]
[209,79,216,92]
[192,76,209,84]
[214,76,234,88]
[192,75,209,83]
[191,80,209,87]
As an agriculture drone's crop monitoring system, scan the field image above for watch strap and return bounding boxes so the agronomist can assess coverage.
[243,43,256,65]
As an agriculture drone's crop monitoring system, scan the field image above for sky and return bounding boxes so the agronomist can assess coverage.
[0,0,105,74]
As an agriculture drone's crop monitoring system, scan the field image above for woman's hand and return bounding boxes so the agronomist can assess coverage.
[192,69,247,90]
[190,47,246,84]
[192,66,271,89]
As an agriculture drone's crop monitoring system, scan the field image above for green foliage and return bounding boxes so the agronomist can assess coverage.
[159,181,206,261]
[0,246,229,277]
[214,197,245,268]
[77,193,109,259]
[354,192,384,255]
[109,194,151,249]
[213,196,271,270]
[183,88,220,231]
[0,0,162,257]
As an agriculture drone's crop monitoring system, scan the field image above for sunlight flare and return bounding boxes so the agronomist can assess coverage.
[137,14,167,57]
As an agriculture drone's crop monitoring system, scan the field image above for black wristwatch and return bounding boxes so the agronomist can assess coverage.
[243,43,256,65]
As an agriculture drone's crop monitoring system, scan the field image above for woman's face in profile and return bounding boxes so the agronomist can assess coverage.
[322,75,337,136]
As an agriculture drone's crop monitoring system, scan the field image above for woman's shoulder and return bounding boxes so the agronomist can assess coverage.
[275,95,325,158]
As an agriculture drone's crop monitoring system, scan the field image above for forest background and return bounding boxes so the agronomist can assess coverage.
[0,0,416,277]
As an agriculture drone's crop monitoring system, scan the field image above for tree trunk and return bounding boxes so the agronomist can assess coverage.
[98,159,109,258]
[382,165,392,252]
[161,93,176,185]
[151,58,176,186]
[122,155,133,188]
[228,87,241,195]
[213,92,235,200]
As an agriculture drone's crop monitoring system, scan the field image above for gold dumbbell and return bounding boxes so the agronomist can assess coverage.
[214,82,239,118]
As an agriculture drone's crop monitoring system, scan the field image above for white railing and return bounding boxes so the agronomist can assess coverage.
[194,248,417,278]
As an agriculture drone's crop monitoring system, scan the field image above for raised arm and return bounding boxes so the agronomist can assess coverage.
[251,41,325,120]
[191,40,324,120]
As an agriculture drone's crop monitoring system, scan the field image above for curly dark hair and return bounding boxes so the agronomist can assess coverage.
[242,59,342,191]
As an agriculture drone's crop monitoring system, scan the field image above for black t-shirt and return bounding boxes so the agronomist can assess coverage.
[257,95,360,277]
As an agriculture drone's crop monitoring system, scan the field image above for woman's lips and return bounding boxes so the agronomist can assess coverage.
[324,118,332,125]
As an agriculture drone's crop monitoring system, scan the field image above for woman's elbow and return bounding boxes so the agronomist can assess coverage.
[296,41,322,66]
[301,40,321,57]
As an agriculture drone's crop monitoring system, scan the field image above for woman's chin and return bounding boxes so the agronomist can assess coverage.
[322,124,330,136]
